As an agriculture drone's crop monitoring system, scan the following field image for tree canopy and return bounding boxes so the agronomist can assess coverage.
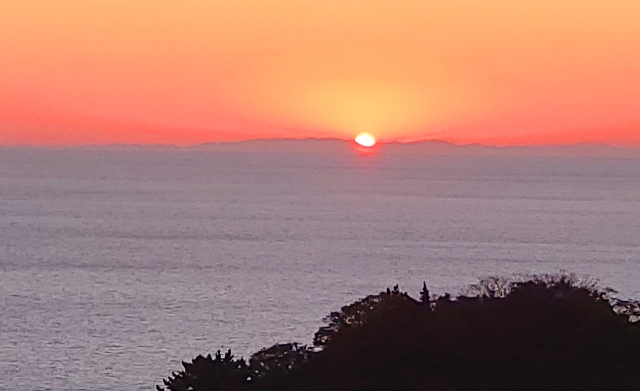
[159,275,640,391]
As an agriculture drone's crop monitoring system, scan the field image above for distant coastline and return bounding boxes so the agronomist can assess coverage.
[4,138,640,159]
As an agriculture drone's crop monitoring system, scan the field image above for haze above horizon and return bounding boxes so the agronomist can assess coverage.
[1,1,639,147]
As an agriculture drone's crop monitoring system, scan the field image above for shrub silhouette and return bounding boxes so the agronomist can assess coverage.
[159,275,640,391]
[158,350,249,391]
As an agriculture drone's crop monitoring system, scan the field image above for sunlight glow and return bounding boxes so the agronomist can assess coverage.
[2,1,640,145]
[354,133,376,148]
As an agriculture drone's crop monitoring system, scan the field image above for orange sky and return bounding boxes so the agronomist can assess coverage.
[1,0,639,146]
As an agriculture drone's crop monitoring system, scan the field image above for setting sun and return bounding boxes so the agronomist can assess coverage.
[2,0,640,146]
[354,133,376,148]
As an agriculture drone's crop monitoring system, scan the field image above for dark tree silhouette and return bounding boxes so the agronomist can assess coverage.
[420,281,430,306]
[159,275,640,391]
[159,350,249,391]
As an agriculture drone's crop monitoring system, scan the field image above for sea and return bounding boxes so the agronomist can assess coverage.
[1,140,640,390]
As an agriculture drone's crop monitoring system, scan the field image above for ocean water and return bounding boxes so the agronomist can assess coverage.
[1,144,640,390]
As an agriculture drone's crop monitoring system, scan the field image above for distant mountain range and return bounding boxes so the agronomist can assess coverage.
[190,138,640,158]
[4,138,640,158]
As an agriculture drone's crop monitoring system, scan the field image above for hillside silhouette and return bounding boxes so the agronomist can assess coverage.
[158,275,640,391]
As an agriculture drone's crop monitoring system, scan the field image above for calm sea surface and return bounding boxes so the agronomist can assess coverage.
[1,146,640,390]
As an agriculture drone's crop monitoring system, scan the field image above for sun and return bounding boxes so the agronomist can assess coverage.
[354,133,376,147]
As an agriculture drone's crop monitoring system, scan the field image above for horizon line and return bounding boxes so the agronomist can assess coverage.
[2,137,640,150]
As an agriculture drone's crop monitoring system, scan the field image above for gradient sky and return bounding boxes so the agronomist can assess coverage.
[1,0,640,146]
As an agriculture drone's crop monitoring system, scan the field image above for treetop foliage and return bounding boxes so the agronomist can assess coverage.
[159,274,640,391]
